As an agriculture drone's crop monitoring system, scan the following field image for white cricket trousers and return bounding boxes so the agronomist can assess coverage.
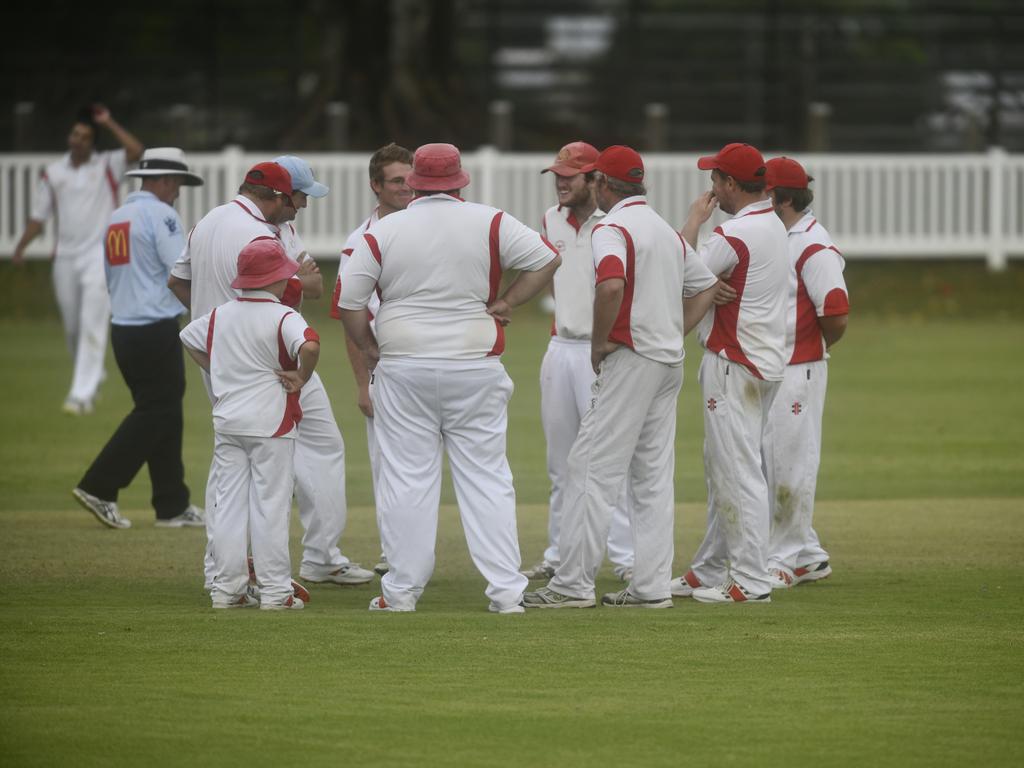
[690,354,781,595]
[201,371,349,589]
[372,357,528,612]
[53,247,110,403]
[540,337,634,569]
[549,347,682,601]
[209,433,295,605]
[764,360,830,572]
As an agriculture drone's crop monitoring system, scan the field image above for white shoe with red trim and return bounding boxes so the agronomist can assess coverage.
[369,595,413,612]
[260,595,304,611]
[692,579,771,604]
[793,561,832,584]
[669,569,703,597]
[769,567,794,589]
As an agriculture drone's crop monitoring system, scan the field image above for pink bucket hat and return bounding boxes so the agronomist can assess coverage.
[404,143,471,191]
[230,238,301,290]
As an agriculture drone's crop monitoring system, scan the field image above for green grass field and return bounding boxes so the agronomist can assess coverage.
[1,261,1022,767]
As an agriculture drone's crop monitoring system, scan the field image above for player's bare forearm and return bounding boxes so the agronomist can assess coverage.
[343,325,375,417]
[339,308,380,371]
[184,346,210,372]
[168,275,192,310]
[681,192,717,247]
[496,256,562,311]
[683,283,719,336]
[591,278,624,372]
[820,314,848,348]
[297,340,320,380]
[99,112,144,163]
[12,220,44,265]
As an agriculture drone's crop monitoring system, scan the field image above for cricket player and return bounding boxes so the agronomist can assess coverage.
[330,143,414,577]
[13,104,143,415]
[673,142,789,604]
[181,239,320,611]
[339,143,560,613]
[762,157,848,588]
[522,141,634,583]
[524,145,721,609]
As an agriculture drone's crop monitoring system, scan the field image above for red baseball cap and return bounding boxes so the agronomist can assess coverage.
[765,157,812,190]
[405,143,471,192]
[244,162,293,197]
[230,238,301,290]
[697,143,766,183]
[581,145,644,184]
[543,141,600,177]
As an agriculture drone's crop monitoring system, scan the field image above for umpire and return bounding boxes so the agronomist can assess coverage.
[72,148,205,529]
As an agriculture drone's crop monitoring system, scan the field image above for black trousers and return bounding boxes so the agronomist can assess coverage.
[79,319,190,519]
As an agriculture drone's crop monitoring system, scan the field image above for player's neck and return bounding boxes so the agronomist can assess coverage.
[778,206,804,230]
[568,200,597,223]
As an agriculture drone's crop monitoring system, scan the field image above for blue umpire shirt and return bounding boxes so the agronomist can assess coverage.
[104,190,187,325]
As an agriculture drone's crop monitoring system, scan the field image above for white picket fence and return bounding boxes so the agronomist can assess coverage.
[3,147,1022,268]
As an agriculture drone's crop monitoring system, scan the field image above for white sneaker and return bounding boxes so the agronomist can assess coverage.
[769,567,794,589]
[300,563,375,585]
[154,505,205,528]
[62,397,94,416]
[488,601,526,614]
[669,570,703,597]
[521,561,556,580]
[368,595,413,612]
[600,589,673,609]
[71,487,131,529]
[212,593,259,609]
[692,579,771,604]
[522,586,595,609]
[793,561,832,585]
[260,595,304,611]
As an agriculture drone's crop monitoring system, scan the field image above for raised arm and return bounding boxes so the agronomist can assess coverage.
[93,105,144,164]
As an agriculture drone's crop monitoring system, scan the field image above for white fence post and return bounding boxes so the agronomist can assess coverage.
[988,146,1008,271]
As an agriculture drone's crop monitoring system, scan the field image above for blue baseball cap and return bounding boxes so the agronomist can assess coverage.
[273,155,329,198]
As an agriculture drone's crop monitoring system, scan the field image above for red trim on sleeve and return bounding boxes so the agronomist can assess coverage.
[303,327,320,344]
[281,277,303,308]
[487,211,505,356]
[604,224,635,350]
[705,229,762,378]
[364,233,382,264]
[541,235,559,257]
[205,308,217,357]
[822,288,850,317]
[329,274,342,320]
[272,312,304,437]
[595,255,626,284]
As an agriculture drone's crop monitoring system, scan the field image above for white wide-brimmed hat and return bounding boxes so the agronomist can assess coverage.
[126,147,204,186]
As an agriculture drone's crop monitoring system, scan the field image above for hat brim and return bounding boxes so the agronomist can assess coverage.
[229,256,301,290]
[126,169,204,186]
[405,169,471,192]
[542,163,589,177]
[696,156,720,171]
[297,180,329,198]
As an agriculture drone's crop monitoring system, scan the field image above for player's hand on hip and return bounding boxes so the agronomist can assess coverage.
[591,340,620,374]
[486,299,512,327]
[357,383,374,418]
[276,370,307,393]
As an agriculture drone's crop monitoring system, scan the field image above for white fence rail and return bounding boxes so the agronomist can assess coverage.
[3,147,1022,269]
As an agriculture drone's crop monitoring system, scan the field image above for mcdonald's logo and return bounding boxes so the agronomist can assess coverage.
[106,221,131,266]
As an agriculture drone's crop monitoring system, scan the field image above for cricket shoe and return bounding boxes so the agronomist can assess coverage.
[600,589,673,609]
[62,397,94,416]
[373,556,389,576]
[692,579,771,604]
[769,567,795,589]
[522,586,595,608]
[246,557,311,603]
[488,601,526,614]
[300,563,375,585]
[72,487,131,529]
[212,593,259,609]
[368,595,413,612]
[793,561,832,585]
[612,565,634,582]
[154,505,205,528]
[669,570,703,597]
[260,595,304,611]
[521,561,555,580]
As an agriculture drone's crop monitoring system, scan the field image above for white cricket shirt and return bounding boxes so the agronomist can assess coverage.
[694,198,789,380]
[542,204,605,340]
[784,210,850,364]
[339,194,557,360]
[591,196,717,367]
[31,149,128,259]
[179,290,319,438]
[330,207,381,323]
